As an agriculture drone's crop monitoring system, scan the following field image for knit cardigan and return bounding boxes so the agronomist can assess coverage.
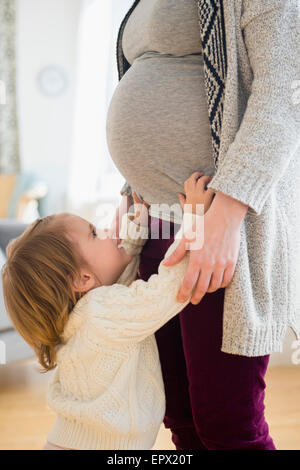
[117,0,300,356]
[46,212,202,450]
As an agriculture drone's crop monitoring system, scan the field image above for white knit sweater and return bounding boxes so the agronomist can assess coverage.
[46,211,201,450]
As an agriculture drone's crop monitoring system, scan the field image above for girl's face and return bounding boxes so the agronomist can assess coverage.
[58,213,133,293]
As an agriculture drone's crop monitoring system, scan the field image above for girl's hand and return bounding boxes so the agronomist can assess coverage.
[109,194,134,244]
[178,171,215,215]
[132,190,150,209]
[132,190,150,226]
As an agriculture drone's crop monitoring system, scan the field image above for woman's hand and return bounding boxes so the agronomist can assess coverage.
[163,191,249,304]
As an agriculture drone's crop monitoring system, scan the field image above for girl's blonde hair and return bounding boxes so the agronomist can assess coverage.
[1,215,89,373]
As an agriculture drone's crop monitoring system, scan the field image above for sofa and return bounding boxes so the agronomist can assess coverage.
[0,219,34,363]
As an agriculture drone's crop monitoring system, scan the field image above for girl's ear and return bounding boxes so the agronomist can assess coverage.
[73,270,96,293]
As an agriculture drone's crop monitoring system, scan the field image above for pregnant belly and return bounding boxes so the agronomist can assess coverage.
[106,53,214,205]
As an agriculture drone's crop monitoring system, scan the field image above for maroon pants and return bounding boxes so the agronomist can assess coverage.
[136,215,276,450]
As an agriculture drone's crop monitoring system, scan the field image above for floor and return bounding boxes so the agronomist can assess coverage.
[0,358,300,450]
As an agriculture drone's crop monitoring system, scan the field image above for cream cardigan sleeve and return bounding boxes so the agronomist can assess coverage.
[85,212,202,344]
[206,0,300,215]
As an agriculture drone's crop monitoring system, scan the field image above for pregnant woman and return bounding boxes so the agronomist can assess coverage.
[106,0,300,450]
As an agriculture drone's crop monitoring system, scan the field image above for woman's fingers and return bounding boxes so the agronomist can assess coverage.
[189,268,213,304]
[220,265,235,288]
[169,194,241,304]
[206,268,225,293]
[176,258,203,302]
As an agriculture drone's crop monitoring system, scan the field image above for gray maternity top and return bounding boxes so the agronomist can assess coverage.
[106,0,215,224]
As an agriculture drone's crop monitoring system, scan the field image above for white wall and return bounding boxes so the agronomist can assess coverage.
[15,0,133,217]
[65,0,135,220]
[16,0,81,215]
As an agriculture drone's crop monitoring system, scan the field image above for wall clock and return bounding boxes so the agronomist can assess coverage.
[38,65,68,97]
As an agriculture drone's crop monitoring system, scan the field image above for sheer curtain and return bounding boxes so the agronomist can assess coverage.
[0,0,20,173]
[66,0,131,222]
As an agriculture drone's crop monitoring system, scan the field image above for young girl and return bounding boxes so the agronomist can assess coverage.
[1,172,214,450]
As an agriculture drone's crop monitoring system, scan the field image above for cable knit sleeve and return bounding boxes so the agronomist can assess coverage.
[86,213,202,344]
[206,0,300,215]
